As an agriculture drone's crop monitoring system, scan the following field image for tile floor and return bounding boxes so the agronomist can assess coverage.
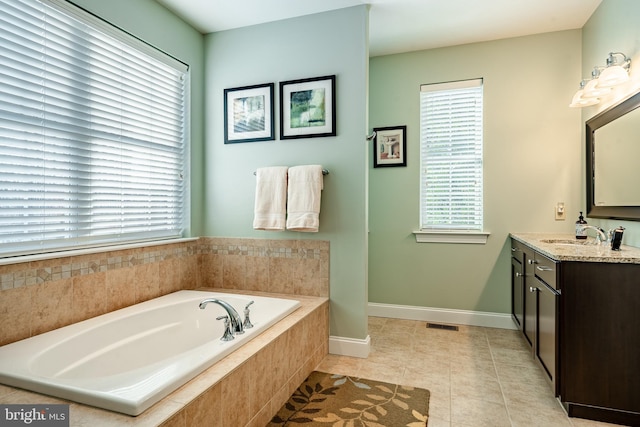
[316,317,626,427]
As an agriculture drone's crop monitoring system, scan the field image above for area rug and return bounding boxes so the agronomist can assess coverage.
[268,371,430,426]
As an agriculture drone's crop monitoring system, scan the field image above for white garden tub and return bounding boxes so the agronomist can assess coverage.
[0,290,300,415]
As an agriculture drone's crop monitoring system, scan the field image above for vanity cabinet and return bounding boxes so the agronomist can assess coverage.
[510,235,640,426]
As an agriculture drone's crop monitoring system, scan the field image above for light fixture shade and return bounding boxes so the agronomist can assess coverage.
[582,79,611,98]
[597,65,629,87]
[569,90,599,108]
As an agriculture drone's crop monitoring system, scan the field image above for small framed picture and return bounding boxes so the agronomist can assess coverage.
[280,75,336,139]
[224,83,275,144]
[373,126,407,167]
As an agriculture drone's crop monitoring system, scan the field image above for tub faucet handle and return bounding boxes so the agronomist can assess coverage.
[243,301,254,329]
[216,316,235,341]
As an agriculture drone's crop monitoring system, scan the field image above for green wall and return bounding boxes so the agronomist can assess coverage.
[582,0,640,247]
[72,0,206,237]
[369,31,582,313]
[203,6,370,340]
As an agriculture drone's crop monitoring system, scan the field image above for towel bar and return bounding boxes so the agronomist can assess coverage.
[254,169,329,176]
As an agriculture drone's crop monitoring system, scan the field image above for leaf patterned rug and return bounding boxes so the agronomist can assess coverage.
[268,371,430,426]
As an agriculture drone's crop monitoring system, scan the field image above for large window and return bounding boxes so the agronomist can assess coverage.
[419,79,484,238]
[0,0,189,259]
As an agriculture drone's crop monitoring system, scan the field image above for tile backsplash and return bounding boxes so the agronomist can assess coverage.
[0,244,196,290]
[0,237,329,346]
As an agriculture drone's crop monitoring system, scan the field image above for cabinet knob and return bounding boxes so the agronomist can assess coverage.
[515,272,523,277]
[529,286,538,293]
[528,259,537,265]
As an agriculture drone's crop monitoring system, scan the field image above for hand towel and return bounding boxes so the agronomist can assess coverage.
[253,166,288,231]
[286,165,324,232]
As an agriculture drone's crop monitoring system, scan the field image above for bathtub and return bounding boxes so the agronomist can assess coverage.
[0,290,300,416]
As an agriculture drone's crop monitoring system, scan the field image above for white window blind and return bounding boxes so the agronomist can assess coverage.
[420,79,483,231]
[0,0,189,258]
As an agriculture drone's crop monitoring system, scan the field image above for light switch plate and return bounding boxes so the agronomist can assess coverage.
[555,202,565,220]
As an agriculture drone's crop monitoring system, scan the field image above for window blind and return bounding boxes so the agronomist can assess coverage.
[0,0,189,258]
[419,79,483,231]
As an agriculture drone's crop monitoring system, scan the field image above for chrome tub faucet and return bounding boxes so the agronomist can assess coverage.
[199,298,245,335]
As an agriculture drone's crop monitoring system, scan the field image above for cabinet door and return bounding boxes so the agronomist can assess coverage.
[511,256,523,329]
[536,278,558,392]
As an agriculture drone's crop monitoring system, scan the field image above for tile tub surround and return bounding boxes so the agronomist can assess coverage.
[0,290,329,427]
[0,237,329,346]
[197,237,329,297]
[510,232,640,263]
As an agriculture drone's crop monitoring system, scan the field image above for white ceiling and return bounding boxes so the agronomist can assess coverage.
[156,0,602,57]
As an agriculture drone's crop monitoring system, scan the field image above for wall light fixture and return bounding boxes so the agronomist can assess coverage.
[582,67,612,98]
[569,52,632,108]
[569,80,599,108]
[597,52,631,87]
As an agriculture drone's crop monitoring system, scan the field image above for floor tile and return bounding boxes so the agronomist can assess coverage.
[451,395,511,426]
[318,317,626,427]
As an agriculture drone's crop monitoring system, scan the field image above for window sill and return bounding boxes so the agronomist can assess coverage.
[0,237,198,266]
[412,230,490,244]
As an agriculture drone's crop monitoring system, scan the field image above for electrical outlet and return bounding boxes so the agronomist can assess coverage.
[555,202,565,220]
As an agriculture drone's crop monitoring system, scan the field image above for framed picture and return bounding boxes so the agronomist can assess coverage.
[373,126,407,168]
[280,75,336,139]
[224,83,274,144]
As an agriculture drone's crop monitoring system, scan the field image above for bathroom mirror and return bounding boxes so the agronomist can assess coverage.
[586,89,640,221]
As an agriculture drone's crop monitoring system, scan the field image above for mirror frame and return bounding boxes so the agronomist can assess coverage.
[586,90,640,221]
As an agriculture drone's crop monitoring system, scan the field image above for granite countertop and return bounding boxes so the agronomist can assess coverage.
[510,232,640,264]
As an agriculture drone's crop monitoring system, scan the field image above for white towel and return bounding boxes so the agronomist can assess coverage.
[286,165,323,232]
[253,166,288,231]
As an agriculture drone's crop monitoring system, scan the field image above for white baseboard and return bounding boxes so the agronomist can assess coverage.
[329,335,371,358]
[368,302,517,330]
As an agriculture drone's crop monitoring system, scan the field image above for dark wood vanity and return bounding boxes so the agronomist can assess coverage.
[511,233,640,426]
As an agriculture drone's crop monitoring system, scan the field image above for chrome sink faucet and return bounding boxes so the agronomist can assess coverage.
[582,225,608,244]
[199,298,245,335]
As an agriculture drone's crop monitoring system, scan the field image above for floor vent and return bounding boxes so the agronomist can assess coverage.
[426,323,458,331]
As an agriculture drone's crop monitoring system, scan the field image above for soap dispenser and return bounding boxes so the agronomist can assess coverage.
[575,212,587,240]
